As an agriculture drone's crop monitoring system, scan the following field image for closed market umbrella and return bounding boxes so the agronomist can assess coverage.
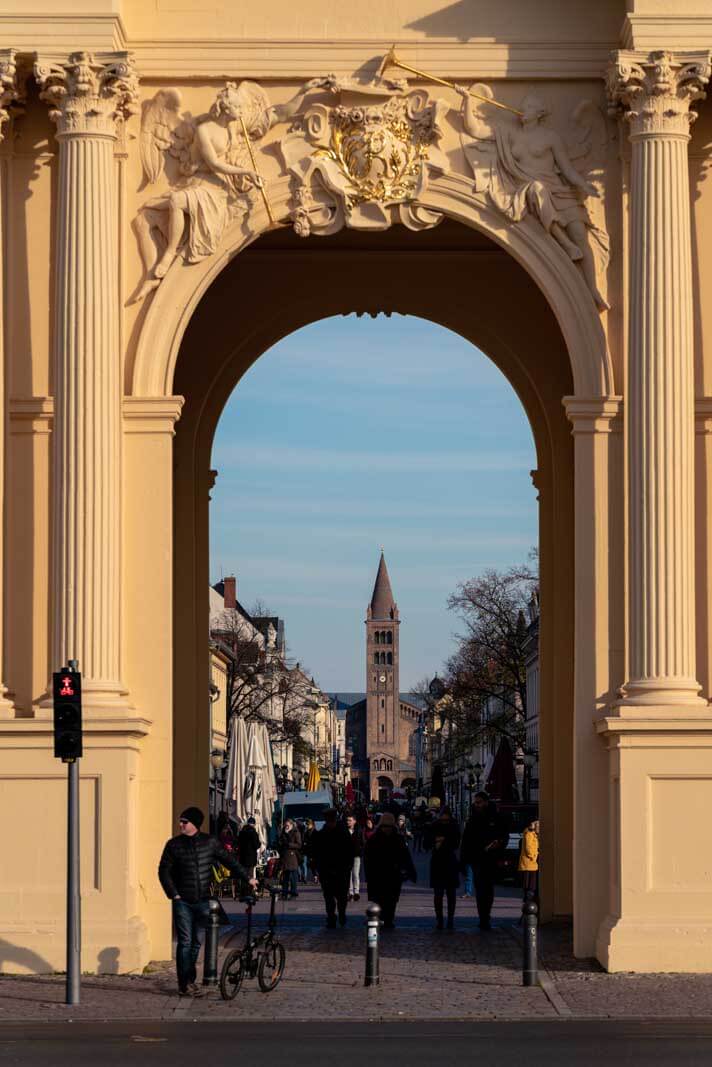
[225,715,249,824]
[306,760,321,792]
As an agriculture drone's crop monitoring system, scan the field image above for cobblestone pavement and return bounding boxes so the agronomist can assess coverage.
[3,859,712,1022]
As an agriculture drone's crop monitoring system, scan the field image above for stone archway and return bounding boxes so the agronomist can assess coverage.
[120,97,625,971]
[143,225,619,968]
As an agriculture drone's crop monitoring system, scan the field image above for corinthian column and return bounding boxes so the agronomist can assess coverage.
[608,50,711,707]
[35,52,137,703]
[0,51,20,712]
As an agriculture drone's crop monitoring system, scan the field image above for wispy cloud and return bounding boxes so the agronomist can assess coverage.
[212,443,534,475]
[212,493,535,522]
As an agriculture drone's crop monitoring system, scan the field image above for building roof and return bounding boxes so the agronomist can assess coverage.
[328,692,424,710]
[370,551,396,619]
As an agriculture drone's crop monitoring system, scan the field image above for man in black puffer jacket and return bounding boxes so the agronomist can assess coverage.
[158,806,256,996]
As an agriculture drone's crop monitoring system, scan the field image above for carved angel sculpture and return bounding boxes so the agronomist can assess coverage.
[459,85,610,311]
[132,78,330,302]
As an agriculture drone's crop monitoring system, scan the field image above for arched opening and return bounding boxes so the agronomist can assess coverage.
[159,209,612,939]
[377,776,394,805]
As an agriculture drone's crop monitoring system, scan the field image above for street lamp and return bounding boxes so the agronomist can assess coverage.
[210,748,225,832]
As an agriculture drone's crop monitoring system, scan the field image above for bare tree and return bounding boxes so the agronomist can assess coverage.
[436,557,538,760]
[210,607,314,756]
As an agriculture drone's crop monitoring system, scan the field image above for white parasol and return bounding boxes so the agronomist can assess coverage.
[224,715,250,824]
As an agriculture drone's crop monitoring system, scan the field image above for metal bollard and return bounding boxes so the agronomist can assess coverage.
[364,902,381,987]
[522,892,538,987]
[202,899,221,986]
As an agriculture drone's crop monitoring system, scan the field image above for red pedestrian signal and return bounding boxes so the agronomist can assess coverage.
[53,667,82,761]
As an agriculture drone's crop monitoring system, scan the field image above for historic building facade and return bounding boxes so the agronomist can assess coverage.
[2,1,712,975]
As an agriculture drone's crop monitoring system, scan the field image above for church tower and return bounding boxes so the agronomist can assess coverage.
[366,551,400,802]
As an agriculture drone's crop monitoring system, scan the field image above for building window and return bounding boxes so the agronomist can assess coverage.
[381,698,385,709]
[373,653,378,664]
[381,724,384,734]
[387,652,392,665]
[375,631,380,644]
[387,631,392,644]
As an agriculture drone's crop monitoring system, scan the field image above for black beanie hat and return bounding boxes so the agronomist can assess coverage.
[180,806,204,829]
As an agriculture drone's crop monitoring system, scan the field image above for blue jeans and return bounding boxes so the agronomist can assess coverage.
[282,868,298,897]
[464,865,474,895]
[173,899,210,991]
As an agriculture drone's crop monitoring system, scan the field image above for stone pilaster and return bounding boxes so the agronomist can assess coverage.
[35,52,137,702]
[0,51,21,713]
[607,50,711,708]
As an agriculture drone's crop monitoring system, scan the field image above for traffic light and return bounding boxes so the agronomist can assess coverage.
[53,667,82,761]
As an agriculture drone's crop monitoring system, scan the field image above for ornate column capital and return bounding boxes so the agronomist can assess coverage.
[607,49,711,139]
[0,49,22,142]
[34,51,138,139]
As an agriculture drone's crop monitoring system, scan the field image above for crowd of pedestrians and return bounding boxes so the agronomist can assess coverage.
[273,790,538,933]
[157,792,540,996]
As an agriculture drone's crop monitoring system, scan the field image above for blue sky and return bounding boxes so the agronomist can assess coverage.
[210,315,537,691]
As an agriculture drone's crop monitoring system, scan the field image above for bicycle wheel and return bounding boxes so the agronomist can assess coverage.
[257,940,286,992]
[219,949,246,1000]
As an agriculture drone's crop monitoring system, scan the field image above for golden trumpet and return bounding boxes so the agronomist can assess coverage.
[379,44,523,117]
[239,114,277,227]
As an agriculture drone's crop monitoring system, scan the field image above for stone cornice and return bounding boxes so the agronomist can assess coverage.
[123,395,184,434]
[9,396,53,434]
[695,397,712,435]
[34,50,138,139]
[563,395,623,433]
[607,49,712,139]
[622,14,712,53]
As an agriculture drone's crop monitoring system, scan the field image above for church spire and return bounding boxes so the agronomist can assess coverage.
[370,550,396,619]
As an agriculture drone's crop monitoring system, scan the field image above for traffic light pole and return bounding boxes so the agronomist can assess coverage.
[66,756,81,1004]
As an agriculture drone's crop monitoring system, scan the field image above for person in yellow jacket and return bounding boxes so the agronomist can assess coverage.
[518,819,539,902]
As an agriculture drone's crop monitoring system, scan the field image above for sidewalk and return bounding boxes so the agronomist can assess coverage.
[2,878,712,1022]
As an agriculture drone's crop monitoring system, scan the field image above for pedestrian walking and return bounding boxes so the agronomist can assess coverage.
[237,816,261,879]
[278,818,303,899]
[460,791,510,930]
[311,809,353,927]
[518,818,539,903]
[216,811,235,851]
[364,811,416,929]
[396,812,413,845]
[345,813,365,901]
[428,807,461,930]
[301,817,316,883]
[158,806,256,997]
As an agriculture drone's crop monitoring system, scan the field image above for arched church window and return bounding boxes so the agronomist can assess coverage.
[387,631,392,644]
[373,653,378,664]
[387,652,392,665]
[375,631,381,644]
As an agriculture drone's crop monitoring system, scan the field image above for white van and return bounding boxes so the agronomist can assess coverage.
[280,788,333,830]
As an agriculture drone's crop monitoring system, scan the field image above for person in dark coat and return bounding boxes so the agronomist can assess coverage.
[428,807,461,930]
[158,806,255,996]
[364,812,417,929]
[237,816,261,877]
[311,809,354,927]
[460,791,510,930]
[345,813,365,901]
[278,818,303,899]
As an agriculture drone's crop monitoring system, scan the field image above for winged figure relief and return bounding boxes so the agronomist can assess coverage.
[459,84,611,311]
[132,78,331,302]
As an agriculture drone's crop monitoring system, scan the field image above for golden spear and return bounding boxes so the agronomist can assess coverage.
[239,113,277,227]
[379,44,523,117]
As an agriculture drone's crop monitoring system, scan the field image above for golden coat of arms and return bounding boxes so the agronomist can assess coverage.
[280,74,450,233]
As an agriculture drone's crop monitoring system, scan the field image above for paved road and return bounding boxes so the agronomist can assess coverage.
[3,1020,712,1065]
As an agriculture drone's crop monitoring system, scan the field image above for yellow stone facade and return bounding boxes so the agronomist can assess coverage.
[2,1,712,975]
